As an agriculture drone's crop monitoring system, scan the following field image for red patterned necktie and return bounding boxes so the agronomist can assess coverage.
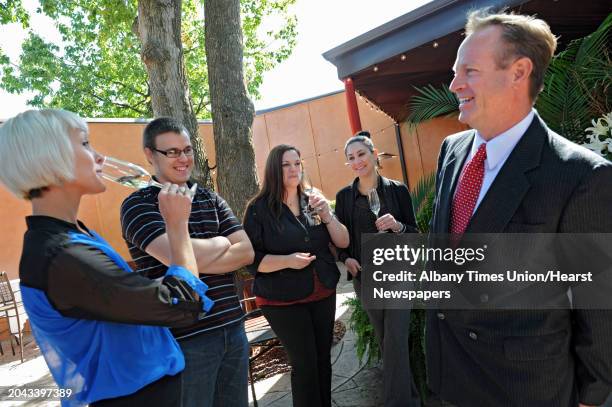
[450,143,487,234]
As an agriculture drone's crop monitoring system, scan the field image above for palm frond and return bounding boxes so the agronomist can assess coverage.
[406,84,459,129]
[537,46,591,140]
[411,172,436,214]
[411,172,437,233]
[574,12,611,67]
[537,12,612,142]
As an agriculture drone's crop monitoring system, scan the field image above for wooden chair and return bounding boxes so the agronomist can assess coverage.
[0,271,23,362]
[235,275,280,407]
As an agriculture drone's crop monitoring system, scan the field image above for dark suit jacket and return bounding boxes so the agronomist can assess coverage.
[427,114,612,406]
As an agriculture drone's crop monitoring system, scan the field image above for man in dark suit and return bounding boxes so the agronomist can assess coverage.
[427,9,612,407]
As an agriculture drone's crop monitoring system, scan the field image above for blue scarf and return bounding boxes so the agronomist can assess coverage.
[21,230,213,406]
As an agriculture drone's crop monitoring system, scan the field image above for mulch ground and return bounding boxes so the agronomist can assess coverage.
[248,320,346,383]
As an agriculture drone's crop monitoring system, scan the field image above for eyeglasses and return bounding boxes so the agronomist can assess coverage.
[151,146,194,158]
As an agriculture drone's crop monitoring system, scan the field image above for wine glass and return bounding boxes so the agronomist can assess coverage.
[301,172,317,215]
[367,188,384,233]
[367,188,381,217]
[101,156,164,189]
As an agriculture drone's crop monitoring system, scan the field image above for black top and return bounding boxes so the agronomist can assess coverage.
[121,182,244,339]
[351,193,385,263]
[335,175,418,280]
[19,215,200,327]
[243,195,340,301]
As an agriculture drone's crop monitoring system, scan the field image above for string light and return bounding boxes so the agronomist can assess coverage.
[358,93,396,121]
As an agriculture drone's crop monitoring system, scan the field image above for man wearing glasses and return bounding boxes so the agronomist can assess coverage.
[120,117,254,407]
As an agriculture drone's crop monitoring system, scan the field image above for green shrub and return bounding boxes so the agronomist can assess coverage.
[344,296,381,365]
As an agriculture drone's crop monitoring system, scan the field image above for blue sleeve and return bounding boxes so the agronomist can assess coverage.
[165,266,214,312]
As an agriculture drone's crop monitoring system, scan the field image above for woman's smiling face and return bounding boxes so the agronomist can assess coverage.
[345,141,377,178]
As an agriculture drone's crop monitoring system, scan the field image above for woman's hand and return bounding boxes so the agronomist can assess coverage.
[375,213,402,233]
[344,257,362,277]
[308,191,333,222]
[158,183,196,228]
[285,252,316,269]
[158,183,198,275]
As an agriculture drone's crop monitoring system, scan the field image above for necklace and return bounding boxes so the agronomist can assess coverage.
[284,196,301,216]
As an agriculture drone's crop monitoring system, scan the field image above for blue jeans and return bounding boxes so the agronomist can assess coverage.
[178,320,249,407]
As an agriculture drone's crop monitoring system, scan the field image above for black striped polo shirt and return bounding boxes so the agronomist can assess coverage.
[120,183,244,339]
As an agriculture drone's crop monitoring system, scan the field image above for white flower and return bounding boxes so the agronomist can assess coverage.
[582,112,612,159]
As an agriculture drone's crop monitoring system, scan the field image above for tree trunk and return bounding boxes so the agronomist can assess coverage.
[137,0,212,187]
[204,0,259,218]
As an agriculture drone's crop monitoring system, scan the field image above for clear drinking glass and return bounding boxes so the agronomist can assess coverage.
[101,156,164,189]
[367,188,381,217]
[301,173,318,215]
[367,188,384,232]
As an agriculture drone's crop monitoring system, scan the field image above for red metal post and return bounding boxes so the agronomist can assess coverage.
[343,77,362,135]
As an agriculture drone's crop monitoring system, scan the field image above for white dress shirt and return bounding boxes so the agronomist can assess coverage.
[461,109,536,214]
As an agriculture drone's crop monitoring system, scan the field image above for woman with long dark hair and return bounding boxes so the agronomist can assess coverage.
[243,144,349,407]
[335,132,421,407]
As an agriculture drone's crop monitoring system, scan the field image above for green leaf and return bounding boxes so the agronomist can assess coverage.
[536,12,612,143]
[411,172,436,233]
[1,0,298,118]
[0,0,30,27]
[406,84,459,129]
[343,297,380,365]
[411,172,435,214]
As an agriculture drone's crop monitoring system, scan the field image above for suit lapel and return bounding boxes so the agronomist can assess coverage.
[466,115,547,233]
[437,133,473,232]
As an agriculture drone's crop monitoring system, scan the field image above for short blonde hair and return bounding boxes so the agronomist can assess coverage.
[466,9,557,101]
[0,109,88,199]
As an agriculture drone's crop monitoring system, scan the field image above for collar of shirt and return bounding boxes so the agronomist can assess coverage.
[471,109,535,171]
[350,174,387,201]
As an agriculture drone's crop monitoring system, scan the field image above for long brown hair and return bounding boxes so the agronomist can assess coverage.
[247,144,308,220]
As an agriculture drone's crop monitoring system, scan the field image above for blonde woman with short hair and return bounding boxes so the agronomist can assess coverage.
[0,109,211,406]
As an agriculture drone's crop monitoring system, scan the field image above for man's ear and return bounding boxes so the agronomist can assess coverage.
[144,147,154,165]
[511,56,533,88]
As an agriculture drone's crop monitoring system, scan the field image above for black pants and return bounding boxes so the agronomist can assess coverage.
[261,294,336,407]
[91,373,181,407]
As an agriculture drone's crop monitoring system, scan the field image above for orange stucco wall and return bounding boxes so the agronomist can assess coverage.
[399,116,469,188]
[0,92,463,279]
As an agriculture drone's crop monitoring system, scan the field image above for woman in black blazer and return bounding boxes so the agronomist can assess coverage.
[243,144,349,407]
[335,132,421,407]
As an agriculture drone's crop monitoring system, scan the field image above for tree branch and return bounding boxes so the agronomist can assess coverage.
[194,94,210,116]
